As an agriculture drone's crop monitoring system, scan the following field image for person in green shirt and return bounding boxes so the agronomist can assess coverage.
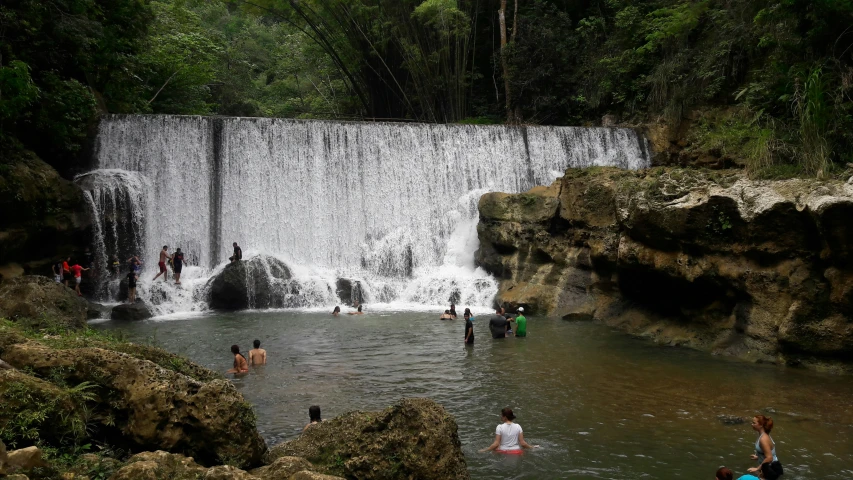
[514,307,527,337]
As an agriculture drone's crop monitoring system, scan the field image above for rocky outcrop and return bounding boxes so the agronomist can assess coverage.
[0,341,266,467]
[206,255,293,310]
[0,148,90,277]
[477,167,853,372]
[267,398,469,480]
[111,451,342,480]
[0,275,88,329]
[111,302,153,321]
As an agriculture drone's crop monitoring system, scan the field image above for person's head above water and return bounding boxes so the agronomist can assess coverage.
[162,245,168,250]
[501,407,516,421]
[253,339,260,349]
[495,307,502,314]
[464,308,471,315]
[715,467,733,480]
[333,306,340,313]
[176,248,182,253]
[231,345,240,355]
[752,415,774,434]
[464,312,470,319]
[309,405,322,422]
[444,310,450,314]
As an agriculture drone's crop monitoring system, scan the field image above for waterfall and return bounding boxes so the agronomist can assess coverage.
[81,115,650,314]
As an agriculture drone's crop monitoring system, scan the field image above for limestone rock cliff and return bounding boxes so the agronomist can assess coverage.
[477,167,853,372]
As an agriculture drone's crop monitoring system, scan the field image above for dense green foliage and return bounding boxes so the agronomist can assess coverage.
[1,0,852,175]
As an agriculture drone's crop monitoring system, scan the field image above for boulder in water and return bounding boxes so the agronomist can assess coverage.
[0,276,88,330]
[335,278,364,306]
[266,398,469,480]
[111,302,153,321]
[206,256,293,310]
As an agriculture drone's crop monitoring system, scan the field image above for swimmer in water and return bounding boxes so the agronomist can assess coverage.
[479,407,538,453]
[439,310,452,320]
[715,467,733,480]
[303,405,322,432]
[348,304,365,315]
[226,345,249,374]
[248,339,266,366]
[332,306,341,316]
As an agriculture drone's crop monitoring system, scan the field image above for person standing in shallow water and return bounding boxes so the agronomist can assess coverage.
[749,415,782,478]
[153,245,169,282]
[226,345,249,374]
[249,340,267,366]
[303,405,322,432]
[513,307,527,337]
[464,312,474,345]
[479,407,537,453]
[488,307,508,339]
[230,242,242,263]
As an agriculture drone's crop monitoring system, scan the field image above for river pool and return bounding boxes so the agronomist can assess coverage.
[93,310,853,479]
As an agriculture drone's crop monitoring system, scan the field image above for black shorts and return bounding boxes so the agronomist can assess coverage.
[174,264,183,273]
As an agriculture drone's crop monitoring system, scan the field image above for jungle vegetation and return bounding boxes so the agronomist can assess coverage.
[1,0,852,176]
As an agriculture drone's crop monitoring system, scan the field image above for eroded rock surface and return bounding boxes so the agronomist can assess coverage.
[0,276,88,329]
[110,302,153,321]
[267,398,469,480]
[0,343,266,467]
[477,167,853,372]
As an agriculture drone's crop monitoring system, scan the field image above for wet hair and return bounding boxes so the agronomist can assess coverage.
[495,307,502,314]
[253,339,260,348]
[464,308,471,315]
[754,415,774,434]
[231,345,240,354]
[715,467,733,480]
[501,408,516,421]
[163,245,168,249]
[444,310,450,314]
[333,306,340,313]
[177,248,182,252]
[309,405,321,422]
[357,305,362,312]
[233,242,238,246]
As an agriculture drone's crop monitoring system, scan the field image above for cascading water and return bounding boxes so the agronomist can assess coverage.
[80,115,650,315]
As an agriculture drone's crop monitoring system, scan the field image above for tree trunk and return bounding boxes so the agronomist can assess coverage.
[498,0,514,123]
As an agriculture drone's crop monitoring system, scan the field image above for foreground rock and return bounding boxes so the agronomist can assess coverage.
[267,398,469,480]
[0,276,88,329]
[0,342,266,467]
[111,302,153,321]
[206,255,293,310]
[111,451,342,480]
[477,167,853,372]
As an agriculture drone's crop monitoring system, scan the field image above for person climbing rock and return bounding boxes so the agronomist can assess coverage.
[70,262,89,296]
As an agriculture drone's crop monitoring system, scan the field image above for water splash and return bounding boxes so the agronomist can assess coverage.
[81,115,651,315]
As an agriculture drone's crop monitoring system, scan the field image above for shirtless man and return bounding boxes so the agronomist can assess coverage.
[248,340,267,366]
[348,304,365,315]
[226,345,249,374]
[152,245,169,282]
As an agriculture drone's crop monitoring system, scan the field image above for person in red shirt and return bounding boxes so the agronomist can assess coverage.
[62,257,72,288]
[70,263,89,297]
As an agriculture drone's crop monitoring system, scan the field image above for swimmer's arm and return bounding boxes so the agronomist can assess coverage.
[748,436,774,472]
[518,432,537,449]
[479,434,501,452]
[261,350,267,365]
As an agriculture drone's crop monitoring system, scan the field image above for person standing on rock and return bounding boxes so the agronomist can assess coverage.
[62,256,72,287]
[226,345,249,374]
[52,259,63,284]
[126,269,138,303]
[464,312,475,345]
[230,242,242,263]
[153,246,169,282]
[70,262,89,297]
[489,307,508,339]
[171,248,185,285]
[249,340,267,366]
